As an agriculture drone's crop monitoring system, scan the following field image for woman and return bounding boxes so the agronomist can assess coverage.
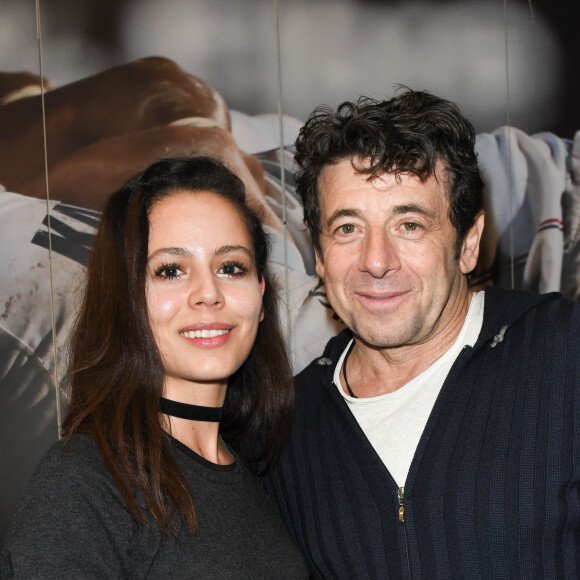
[1,157,308,578]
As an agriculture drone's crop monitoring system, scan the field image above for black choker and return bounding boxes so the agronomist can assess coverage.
[342,341,357,398]
[159,397,224,422]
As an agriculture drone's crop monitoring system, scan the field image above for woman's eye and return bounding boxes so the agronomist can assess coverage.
[154,264,183,280]
[219,261,248,277]
[338,223,357,235]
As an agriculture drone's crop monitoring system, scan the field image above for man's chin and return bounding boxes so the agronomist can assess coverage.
[351,325,415,351]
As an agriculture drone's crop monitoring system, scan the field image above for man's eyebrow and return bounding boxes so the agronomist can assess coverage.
[392,204,435,219]
[325,205,435,229]
[325,209,361,229]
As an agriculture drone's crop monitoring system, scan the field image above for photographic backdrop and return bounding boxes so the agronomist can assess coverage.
[1,0,579,542]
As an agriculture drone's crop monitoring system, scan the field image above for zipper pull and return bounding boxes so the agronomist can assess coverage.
[490,325,509,348]
[398,487,405,523]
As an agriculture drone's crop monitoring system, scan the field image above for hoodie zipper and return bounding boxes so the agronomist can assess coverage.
[395,345,473,579]
[398,487,413,578]
[398,486,405,523]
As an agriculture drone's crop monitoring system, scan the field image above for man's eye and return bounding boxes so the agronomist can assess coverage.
[338,224,356,234]
[403,222,419,231]
[154,264,182,280]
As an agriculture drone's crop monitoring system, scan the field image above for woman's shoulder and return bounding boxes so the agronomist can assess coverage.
[2,433,137,578]
[2,437,145,579]
[34,433,106,482]
[43,432,97,456]
[16,433,124,518]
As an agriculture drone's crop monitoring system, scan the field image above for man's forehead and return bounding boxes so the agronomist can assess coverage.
[318,157,366,185]
[320,154,448,181]
[318,157,449,201]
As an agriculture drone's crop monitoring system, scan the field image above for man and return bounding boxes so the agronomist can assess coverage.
[261,89,580,578]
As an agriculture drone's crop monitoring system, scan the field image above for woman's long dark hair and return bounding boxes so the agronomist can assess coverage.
[62,156,294,533]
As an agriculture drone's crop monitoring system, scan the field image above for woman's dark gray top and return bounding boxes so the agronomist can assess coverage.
[1,433,308,579]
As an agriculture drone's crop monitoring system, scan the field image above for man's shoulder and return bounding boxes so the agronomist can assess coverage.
[483,285,573,309]
[294,329,352,392]
[483,286,579,318]
[480,286,579,344]
[294,329,352,413]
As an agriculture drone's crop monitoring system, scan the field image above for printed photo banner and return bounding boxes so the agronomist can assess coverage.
[1,0,580,542]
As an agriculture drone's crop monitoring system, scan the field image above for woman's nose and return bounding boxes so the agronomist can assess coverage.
[187,272,224,307]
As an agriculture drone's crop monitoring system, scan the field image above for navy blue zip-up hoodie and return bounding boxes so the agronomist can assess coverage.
[262,287,580,579]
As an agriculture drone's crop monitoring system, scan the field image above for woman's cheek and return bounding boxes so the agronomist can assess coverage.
[243,286,266,322]
[147,288,179,325]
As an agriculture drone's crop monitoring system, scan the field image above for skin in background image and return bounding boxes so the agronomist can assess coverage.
[260,89,580,579]
[0,156,308,578]
[0,57,285,236]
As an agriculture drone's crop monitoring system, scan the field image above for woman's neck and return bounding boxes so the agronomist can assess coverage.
[160,379,233,465]
[163,415,232,464]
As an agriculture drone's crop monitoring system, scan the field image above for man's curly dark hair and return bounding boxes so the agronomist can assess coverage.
[293,88,484,259]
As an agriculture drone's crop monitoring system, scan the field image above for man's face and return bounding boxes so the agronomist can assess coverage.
[315,158,483,351]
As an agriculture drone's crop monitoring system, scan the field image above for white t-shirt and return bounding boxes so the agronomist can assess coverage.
[333,291,485,487]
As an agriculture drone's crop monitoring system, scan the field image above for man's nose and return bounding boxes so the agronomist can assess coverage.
[358,228,401,278]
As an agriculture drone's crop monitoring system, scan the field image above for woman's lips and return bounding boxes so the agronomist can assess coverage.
[179,323,233,346]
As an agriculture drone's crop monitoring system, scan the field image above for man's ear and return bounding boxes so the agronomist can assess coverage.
[259,276,265,322]
[314,247,325,280]
[460,211,485,274]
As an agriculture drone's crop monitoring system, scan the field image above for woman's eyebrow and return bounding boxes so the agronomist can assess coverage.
[148,245,254,262]
[147,247,192,262]
[215,245,254,258]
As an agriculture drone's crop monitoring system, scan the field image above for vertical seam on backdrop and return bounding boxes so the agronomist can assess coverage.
[36,0,62,439]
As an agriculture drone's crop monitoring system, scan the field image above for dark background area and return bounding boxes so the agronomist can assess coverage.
[0,0,578,137]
